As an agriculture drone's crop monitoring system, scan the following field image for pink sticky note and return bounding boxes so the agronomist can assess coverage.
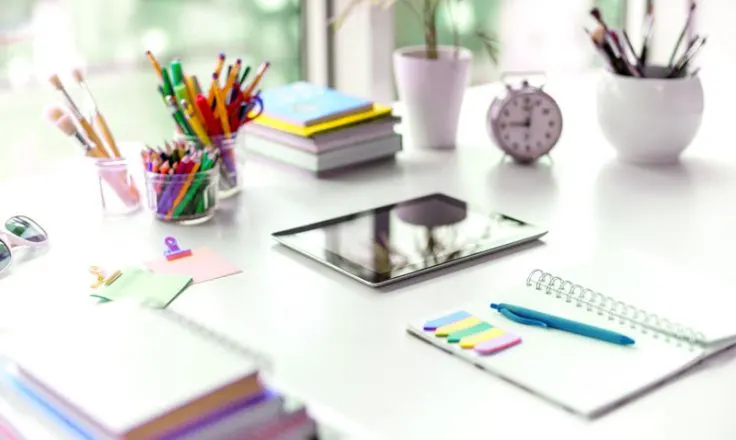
[144,247,241,284]
[473,333,521,355]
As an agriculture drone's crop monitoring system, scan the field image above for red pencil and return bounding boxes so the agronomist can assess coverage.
[195,95,222,136]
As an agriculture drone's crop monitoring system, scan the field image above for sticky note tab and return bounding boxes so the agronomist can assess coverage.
[474,333,521,355]
[435,316,482,337]
[447,322,493,343]
[423,311,471,331]
[459,328,505,348]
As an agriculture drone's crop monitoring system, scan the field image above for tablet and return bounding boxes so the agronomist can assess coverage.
[272,193,548,287]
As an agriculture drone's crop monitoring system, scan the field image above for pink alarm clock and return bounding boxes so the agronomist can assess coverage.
[487,73,563,164]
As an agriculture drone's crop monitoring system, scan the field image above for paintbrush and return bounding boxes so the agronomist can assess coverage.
[48,74,109,158]
[668,2,697,68]
[72,68,121,158]
[46,105,99,157]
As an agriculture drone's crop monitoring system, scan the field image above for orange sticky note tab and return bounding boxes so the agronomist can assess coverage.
[459,328,505,348]
[435,316,482,337]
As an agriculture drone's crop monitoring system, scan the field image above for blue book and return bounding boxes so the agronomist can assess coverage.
[259,82,374,127]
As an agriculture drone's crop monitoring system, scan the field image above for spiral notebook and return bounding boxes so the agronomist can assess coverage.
[1,301,270,439]
[407,254,736,417]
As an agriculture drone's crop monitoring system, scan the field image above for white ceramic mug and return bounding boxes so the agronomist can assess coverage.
[596,66,704,164]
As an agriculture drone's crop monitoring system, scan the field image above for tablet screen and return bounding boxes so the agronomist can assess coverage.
[272,193,547,286]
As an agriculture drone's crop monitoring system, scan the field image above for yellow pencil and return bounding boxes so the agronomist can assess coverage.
[184,75,205,125]
[181,99,211,146]
[242,61,270,97]
[208,53,226,106]
[211,73,231,136]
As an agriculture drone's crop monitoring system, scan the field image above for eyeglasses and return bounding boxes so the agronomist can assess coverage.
[0,216,48,275]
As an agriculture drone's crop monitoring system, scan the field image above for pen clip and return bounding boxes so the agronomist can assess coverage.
[498,307,548,328]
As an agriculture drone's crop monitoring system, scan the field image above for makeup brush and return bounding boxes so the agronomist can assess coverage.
[610,32,641,76]
[590,8,630,68]
[46,105,98,157]
[48,74,109,158]
[639,1,654,68]
[591,26,629,75]
[71,68,121,158]
[668,2,697,68]
[669,36,707,77]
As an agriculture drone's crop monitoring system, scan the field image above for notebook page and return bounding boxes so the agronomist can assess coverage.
[408,288,703,416]
[545,249,736,345]
[2,301,259,436]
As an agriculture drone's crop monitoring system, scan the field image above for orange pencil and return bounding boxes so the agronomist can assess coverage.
[145,50,163,80]
[223,59,241,99]
[167,160,201,219]
[242,61,270,98]
[208,53,226,106]
[211,73,231,136]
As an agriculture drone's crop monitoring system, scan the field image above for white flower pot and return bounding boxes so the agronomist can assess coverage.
[596,66,704,165]
[393,45,472,149]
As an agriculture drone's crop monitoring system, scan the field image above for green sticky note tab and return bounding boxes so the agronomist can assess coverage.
[447,322,494,343]
[94,267,192,308]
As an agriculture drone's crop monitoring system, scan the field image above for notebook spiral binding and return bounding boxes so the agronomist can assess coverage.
[148,304,273,371]
[526,269,706,347]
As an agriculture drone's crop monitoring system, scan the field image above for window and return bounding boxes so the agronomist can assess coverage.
[394,0,626,85]
[0,0,310,179]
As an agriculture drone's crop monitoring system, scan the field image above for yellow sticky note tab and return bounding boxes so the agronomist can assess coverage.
[435,317,482,337]
[459,328,505,348]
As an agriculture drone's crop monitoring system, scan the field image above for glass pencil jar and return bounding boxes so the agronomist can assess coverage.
[93,158,141,215]
[144,165,219,225]
[175,133,242,199]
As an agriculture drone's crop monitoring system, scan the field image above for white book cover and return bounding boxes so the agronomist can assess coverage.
[1,301,265,439]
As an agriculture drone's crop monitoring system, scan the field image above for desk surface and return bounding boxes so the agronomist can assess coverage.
[2,72,736,440]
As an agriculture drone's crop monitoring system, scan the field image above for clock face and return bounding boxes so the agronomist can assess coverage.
[494,91,563,161]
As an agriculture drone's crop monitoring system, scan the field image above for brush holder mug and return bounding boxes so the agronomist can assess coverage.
[596,66,704,164]
[93,158,141,215]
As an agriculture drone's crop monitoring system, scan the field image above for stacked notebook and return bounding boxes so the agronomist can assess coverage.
[407,250,736,417]
[246,81,401,176]
[0,301,321,439]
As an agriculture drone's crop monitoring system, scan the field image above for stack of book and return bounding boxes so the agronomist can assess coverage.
[0,302,324,439]
[245,81,401,176]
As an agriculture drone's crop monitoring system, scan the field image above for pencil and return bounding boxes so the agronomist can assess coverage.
[208,53,226,106]
[211,73,232,136]
[145,50,164,80]
[242,61,270,98]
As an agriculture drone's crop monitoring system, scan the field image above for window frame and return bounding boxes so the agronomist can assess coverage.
[303,0,395,102]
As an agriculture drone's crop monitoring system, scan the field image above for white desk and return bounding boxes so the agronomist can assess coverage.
[2,71,736,440]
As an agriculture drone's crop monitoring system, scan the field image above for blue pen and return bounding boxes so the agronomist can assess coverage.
[490,303,635,346]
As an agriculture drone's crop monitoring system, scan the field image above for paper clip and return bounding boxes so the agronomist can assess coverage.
[164,236,192,261]
[104,270,122,286]
[89,266,106,289]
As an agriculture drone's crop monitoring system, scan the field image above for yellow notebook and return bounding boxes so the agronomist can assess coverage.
[254,104,393,137]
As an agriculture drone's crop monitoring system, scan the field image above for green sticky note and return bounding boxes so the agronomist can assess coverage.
[93,267,192,308]
[447,322,494,343]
